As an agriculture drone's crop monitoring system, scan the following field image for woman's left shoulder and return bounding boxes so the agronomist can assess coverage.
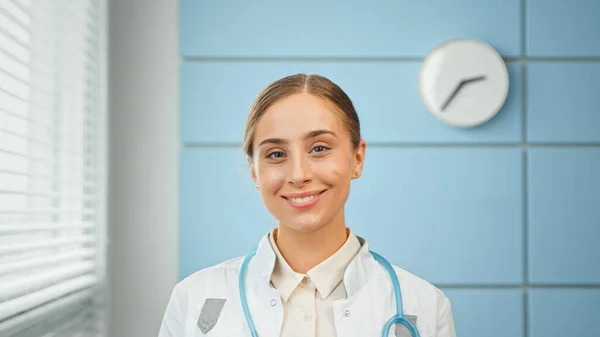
[391,265,457,336]
[391,265,448,301]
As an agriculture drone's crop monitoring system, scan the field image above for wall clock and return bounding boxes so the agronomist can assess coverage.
[418,38,509,128]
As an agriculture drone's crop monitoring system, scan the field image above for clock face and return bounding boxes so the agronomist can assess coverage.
[418,38,509,128]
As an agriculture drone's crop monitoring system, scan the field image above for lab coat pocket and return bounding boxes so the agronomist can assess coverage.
[386,315,432,337]
[394,315,418,337]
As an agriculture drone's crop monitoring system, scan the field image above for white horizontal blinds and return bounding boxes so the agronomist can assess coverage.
[0,0,106,336]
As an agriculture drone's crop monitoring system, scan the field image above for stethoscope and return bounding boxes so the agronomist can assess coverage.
[239,249,420,337]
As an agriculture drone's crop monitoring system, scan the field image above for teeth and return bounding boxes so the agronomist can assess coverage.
[289,194,318,204]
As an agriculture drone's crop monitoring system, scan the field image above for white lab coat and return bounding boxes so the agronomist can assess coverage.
[158,234,457,337]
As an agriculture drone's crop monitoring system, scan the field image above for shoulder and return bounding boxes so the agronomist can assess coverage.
[391,265,457,337]
[158,257,246,336]
[392,265,449,304]
[166,256,244,319]
[175,256,244,297]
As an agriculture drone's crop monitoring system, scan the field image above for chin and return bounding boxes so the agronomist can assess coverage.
[281,215,327,233]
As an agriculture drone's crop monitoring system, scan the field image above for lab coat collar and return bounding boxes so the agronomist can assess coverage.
[250,231,379,298]
[341,235,379,297]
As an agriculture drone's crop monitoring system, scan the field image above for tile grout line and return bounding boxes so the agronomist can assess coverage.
[522,146,529,337]
[521,0,527,58]
[523,287,529,337]
[521,0,529,336]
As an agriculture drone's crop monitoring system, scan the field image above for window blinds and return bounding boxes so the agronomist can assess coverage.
[0,0,107,336]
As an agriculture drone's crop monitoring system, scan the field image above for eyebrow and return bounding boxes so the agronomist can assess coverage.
[257,129,338,148]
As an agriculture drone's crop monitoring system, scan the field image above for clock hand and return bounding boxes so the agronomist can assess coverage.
[440,75,487,111]
[440,83,465,112]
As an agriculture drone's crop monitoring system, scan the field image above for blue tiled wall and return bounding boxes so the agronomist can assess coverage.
[178,1,600,336]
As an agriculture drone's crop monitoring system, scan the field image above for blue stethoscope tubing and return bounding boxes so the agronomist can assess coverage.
[239,249,420,337]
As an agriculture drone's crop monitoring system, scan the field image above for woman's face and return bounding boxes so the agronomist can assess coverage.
[250,92,366,233]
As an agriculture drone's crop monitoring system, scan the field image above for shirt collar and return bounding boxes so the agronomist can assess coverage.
[249,228,376,300]
[268,230,306,302]
[306,229,361,299]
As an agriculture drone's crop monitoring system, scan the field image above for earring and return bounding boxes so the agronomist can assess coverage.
[255,183,259,189]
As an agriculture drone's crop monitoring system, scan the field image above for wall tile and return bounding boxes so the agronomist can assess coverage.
[527,63,600,143]
[528,148,600,284]
[180,0,521,57]
[181,62,522,145]
[529,289,600,337]
[443,289,523,337]
[346,147,523,285]
[527,0,600,57]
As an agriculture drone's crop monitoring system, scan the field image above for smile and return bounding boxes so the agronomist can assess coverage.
[282,190,327,209]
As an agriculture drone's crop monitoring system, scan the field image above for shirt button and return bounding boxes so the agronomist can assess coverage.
[302,277,310,284]
[270,299,277,307]
[343,309,351,317]
[304,313,312,321]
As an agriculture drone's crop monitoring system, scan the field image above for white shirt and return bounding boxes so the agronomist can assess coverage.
[268,228,362,337]
[158,232,456,337]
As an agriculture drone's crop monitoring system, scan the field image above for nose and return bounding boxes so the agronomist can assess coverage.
[287,152,312,187]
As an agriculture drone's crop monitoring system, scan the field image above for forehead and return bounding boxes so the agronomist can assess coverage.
[255,93,343,138]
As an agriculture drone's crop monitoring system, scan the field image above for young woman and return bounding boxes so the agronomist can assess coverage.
[159,74,456,337]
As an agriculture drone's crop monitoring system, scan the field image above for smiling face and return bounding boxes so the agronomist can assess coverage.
[249,92,366,233]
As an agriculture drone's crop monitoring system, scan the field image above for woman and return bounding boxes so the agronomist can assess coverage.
[158,74,456,337]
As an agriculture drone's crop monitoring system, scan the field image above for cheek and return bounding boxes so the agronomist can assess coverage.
[314,158,352,184]
[258,166,286,192]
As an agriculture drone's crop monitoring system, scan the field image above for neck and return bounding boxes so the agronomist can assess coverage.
[274,212,348,274]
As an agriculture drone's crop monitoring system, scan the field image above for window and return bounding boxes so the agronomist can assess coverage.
[0,0,107,336]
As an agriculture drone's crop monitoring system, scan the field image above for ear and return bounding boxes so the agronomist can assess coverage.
[351,139,367,179]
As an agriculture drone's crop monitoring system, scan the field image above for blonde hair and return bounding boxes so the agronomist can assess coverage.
[243,73,361,158]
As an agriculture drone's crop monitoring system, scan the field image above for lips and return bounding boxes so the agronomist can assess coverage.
[282,189,327,208]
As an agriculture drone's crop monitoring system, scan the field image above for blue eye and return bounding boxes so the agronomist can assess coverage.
[312,145,328,153]
[267,151,284,159]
